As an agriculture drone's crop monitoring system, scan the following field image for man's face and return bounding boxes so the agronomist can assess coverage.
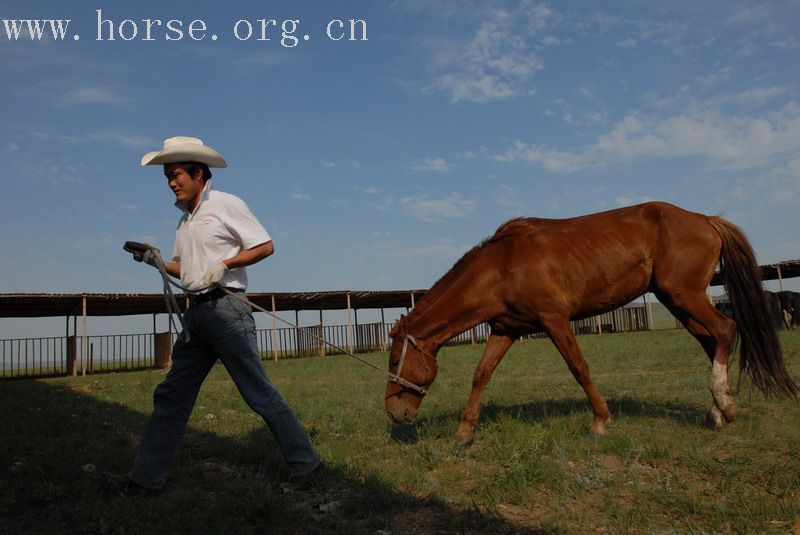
[165,164,204,208]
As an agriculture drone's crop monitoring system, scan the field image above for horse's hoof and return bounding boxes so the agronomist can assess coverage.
[591,421,608,437]
[706,405,726,429]
[720,403,738,423]
[453,434,474,451]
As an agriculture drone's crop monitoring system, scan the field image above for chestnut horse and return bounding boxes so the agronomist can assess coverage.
[384,202,797,446]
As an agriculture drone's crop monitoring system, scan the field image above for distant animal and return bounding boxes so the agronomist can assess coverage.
[716,294,785,330]
[777,290,800,329]
[764,291,786,331]
[384,202,798,446]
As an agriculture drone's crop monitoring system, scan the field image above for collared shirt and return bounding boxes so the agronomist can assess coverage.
[173,180,271,292]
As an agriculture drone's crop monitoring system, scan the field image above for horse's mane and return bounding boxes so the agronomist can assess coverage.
[406,217,539,324]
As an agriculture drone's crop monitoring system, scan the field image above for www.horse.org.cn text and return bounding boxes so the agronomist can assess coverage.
[2,9,368,47]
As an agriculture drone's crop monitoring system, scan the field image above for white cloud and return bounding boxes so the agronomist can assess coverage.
[61,130,154,150]
[616,194,655,207]
[399,193,477,223]
[409,157,453,173]
[410,239,470,259]
[353,185,379,195]
[369,196,395,212]
[233,51,295,69]
[494,184,526,215]
[423,4,550,103]
[757,156,800,204]
[495,100,800,173]
[290,189,310,201]
[5,142,19,152]
[17,161,83,185]
[58,87,128,107]
[320,159,361,169]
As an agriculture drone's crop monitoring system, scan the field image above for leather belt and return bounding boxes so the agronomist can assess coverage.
[189,287,243,306]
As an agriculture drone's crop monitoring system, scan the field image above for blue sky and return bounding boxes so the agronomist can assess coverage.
[2,1,800,335]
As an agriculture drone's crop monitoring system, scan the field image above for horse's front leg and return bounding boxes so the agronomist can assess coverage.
[455,334,515,448]
[540,314,610,436]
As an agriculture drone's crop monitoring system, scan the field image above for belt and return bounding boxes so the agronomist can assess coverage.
[189,287,243,306]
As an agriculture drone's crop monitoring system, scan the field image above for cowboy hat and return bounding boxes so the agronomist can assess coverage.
[141,136,227,167]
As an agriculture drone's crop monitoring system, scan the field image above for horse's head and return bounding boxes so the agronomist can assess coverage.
[384,315,439,423]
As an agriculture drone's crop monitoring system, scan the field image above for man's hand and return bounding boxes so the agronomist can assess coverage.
[201,262,228,287]
[127,243,160,268]
[139,249,159,268]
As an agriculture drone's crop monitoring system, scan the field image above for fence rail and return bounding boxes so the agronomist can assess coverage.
[1,305,649,379]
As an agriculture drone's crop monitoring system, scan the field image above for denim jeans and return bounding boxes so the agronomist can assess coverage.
[130,293,320,490]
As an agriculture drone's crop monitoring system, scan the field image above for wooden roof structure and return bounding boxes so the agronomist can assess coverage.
[0,290,427,318]
[1,260,799,319]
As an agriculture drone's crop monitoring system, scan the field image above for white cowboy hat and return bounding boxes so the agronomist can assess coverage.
[141,136,227,168]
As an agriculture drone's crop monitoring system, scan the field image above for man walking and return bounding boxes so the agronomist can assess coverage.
[115,136,320,493]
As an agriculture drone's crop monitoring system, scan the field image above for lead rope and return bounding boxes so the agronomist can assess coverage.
[154,255,191,343]
[125,241,428,394]
[221,288,428,395]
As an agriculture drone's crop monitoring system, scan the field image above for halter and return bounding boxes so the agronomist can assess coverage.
[387,334,436,395]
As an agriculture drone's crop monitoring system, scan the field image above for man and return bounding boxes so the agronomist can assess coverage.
[114,136,320,494]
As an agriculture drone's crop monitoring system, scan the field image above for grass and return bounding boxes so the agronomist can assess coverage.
[2,329,800,534]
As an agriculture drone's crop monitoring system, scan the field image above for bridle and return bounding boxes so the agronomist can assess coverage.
[387,334,437,396]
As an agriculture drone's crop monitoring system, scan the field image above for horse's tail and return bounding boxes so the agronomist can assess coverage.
[707,216,798,398]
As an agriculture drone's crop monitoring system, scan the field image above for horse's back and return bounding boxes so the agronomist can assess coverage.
[486,202,720,319]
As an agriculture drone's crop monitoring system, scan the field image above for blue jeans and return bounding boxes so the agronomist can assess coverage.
[130,293,320,490]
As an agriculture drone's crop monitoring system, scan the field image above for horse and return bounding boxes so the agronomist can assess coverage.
[384,202,797,446]
[777,290,800,329]
[762,291,786,330]
[717,291,784,330]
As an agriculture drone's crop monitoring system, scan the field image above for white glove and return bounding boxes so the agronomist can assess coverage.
[140,249,159,268]
[201,262,228,287]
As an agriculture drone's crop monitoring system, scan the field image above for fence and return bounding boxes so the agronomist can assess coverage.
[1,305,649,379]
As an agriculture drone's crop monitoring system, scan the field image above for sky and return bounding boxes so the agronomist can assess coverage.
[2,1,800,336]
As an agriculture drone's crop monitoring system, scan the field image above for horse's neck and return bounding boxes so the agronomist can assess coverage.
[406,272,493,349]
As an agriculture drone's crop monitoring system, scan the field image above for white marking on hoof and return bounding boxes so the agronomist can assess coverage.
[591,420,608,436]
[710,361,737,422]
[708,405,726,428]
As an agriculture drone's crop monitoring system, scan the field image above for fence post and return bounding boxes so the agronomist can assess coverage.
[271,294,278,361]
[380,308,387,352]
[346,293,354,354]
[644,293,654,330]
[81,295,88,377]
[67,335,78,376]
[153,332,172,369]
[319,309,326,357]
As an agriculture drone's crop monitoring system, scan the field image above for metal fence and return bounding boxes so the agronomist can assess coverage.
[1,305,649,379]
[0,336,70,378]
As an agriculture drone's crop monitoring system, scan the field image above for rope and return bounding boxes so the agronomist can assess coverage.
[221,289,427,394]
[124,241,428,394]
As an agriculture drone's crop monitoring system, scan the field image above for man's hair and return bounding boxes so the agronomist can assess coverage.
[173,162,212,182]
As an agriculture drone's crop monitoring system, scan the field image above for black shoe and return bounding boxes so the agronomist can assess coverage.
[279,462,324,493]
[101,472,162,497]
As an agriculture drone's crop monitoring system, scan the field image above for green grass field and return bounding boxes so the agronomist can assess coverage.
[2,329,799,534]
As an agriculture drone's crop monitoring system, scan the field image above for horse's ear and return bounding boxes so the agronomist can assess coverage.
[389,315,405,338]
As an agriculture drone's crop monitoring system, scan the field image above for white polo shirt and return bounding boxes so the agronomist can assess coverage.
[172,180,271,293]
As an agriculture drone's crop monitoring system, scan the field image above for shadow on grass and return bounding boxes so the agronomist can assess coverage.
[392,396,709,445]
[0,379,556,535]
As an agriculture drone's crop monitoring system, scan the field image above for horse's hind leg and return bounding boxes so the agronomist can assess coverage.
[456,334,515,448]
[655,290,738,427]
[540,314,610,435]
